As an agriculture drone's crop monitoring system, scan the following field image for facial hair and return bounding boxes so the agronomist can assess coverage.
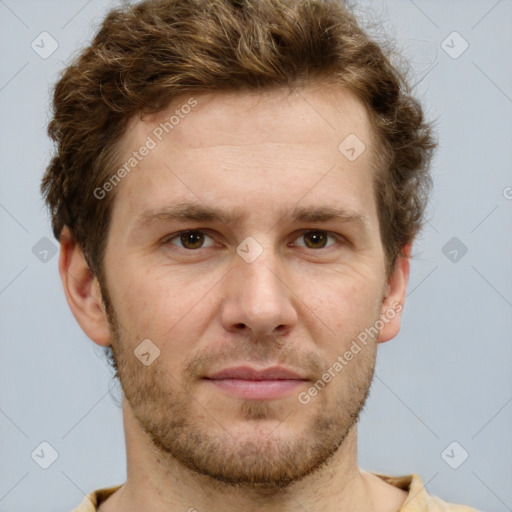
[100,283,378,493]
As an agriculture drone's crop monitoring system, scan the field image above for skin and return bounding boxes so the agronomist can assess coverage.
[60,85,411,512]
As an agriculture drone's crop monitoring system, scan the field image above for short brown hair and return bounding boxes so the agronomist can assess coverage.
[41,0,436,279]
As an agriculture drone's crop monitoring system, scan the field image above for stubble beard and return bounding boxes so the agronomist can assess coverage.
[101,287,377,493]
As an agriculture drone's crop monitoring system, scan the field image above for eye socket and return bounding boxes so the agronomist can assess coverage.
[164,229,343,251]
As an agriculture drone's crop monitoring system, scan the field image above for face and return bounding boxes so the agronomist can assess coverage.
[96,86,404,489]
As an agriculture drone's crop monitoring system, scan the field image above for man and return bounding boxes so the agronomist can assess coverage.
[41,0,479,510]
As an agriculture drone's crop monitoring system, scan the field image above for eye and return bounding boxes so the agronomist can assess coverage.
[163,229,344,252]
[166,230,216,250]
[293,230,341,249]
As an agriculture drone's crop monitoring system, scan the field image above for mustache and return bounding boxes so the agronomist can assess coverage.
[180,334,326,380]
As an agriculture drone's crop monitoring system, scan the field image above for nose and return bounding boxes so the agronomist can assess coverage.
[219,248,298,339]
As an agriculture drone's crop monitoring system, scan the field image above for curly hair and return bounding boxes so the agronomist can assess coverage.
[41,0,436,280]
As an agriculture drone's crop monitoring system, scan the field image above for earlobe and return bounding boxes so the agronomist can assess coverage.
[58,227,111,347]
[377,242,412,344]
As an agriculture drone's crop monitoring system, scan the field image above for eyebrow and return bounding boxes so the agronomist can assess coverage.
[134,201,369,234]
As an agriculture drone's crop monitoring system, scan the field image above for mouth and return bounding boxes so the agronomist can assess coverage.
[202,366,309,400]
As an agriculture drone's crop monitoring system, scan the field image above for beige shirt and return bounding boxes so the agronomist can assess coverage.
[72,473,480,511]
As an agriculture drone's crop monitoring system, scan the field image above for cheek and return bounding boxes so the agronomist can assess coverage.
[105,263,165,341]
[109,264,216,358]
[306,279,382,343]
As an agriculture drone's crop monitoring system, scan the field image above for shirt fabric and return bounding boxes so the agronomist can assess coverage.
[72,472,480,511]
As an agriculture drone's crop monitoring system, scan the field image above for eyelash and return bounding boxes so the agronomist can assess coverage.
[163,229,346,252]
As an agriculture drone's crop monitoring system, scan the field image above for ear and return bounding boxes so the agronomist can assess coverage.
[58,227,111,347]
[377,241,411,344]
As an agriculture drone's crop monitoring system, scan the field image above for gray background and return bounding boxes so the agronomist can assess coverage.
[0,0,511,511]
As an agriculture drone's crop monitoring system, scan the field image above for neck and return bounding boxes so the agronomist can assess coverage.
[100,400,402,512]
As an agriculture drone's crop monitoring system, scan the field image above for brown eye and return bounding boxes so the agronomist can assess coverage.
[167,230,214,250]
[180,231,204,249]
[302,231,329,249]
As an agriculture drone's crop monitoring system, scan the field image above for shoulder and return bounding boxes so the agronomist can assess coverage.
[370,472,480,512]
[71,484,123,512]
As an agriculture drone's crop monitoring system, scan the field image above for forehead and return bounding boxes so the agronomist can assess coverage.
[110,85,380,232]
[130,85,375,155]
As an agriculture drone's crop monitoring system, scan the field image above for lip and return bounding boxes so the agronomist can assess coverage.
[205,366,306,380]
[203,366,309,400]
